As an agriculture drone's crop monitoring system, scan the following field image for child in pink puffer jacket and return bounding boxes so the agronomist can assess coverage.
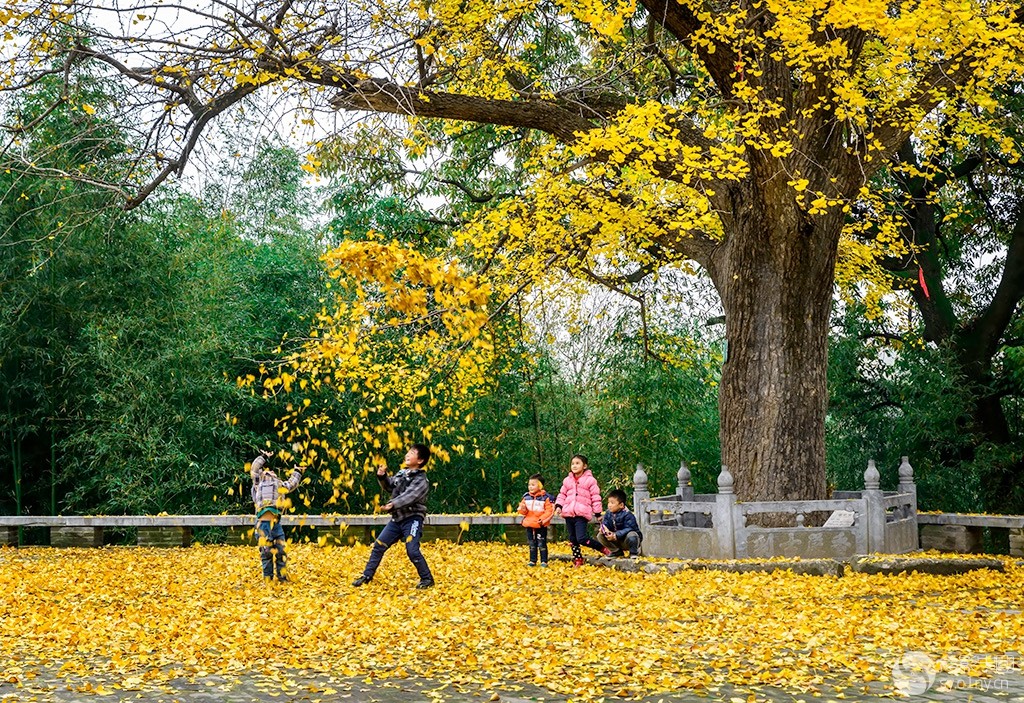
[554,454,611,567]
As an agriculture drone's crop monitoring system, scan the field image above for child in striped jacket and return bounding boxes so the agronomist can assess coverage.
[250,449,304,581]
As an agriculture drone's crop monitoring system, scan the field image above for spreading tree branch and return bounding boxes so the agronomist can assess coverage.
[638,0,739,99]
[961,203,1024,362]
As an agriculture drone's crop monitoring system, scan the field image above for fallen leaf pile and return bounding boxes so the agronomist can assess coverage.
[0,542,1021,700]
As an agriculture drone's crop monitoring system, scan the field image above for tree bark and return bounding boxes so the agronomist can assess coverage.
[707,175,840,501]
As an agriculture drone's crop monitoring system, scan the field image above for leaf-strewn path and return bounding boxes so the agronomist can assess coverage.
[1,544,1022,701]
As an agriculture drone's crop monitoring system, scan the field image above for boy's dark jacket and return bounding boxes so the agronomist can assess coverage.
[379,468,429,522]
[601,507,642,541]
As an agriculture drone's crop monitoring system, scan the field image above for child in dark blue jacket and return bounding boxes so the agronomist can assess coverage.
[597,489,643,557]
[352,444,435,589]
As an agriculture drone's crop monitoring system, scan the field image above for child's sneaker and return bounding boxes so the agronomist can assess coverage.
[600,546,613,556]
[527,562,537,567]
[540,562,549,567]
[572,557,585,568]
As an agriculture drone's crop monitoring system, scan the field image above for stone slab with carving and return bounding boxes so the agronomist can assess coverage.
[823,510,857,527]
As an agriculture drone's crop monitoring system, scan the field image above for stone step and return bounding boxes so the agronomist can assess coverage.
[850,554,1005,575]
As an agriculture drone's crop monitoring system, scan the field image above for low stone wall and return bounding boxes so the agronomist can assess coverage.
[50,527,103,548]
[502,526,529,545]
[422,525,463,542]
[4,500,1021,560]
[225,526,255,545]
[919,524,983,553]
[0,526,17,547]
[137,526,192,548]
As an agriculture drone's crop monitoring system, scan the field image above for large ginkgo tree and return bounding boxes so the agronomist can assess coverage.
[3,0,1022,500]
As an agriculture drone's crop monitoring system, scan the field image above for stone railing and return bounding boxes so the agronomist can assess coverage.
[6,457,1020,558]
[633,458,920,559]
[0,513,524,548]
[916,512,1024,556]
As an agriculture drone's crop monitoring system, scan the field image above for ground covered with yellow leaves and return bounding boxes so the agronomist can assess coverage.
[0,543,1021,700]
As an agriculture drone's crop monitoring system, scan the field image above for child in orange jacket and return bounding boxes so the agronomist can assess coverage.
[517,473,555,566]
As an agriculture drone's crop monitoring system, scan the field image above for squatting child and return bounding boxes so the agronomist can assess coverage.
[517,473,555,566]
[597,489,643,557]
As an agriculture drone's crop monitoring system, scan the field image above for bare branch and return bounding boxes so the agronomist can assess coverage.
[433,177,516,204]
[581,266,670,365]
[652,227,720,270]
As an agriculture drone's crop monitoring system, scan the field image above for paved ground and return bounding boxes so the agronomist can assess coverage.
[2,660,1023,703]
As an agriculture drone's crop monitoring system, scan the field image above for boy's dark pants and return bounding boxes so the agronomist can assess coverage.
[597,530,642,556]
[362,515,433,581]
[525,526,548,563]
[257,518,287,579]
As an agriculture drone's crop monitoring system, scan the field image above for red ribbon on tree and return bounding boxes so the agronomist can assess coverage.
[918,266,930,299]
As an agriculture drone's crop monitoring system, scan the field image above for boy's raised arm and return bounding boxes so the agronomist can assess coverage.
[282,466,304,492]
[376,465,394,494]
[250,452,269,486]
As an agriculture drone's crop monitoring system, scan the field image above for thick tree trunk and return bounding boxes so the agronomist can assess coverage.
[709,182,839,502]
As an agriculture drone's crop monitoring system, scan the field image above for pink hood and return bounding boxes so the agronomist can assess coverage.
[555,469,602,519]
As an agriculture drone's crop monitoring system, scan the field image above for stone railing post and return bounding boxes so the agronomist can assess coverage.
[713,466,736,559]
[633,463,650,535]
[898,455,917,519]
[0,526,17,547]
[863,459,886,553]
[676,460,693,526]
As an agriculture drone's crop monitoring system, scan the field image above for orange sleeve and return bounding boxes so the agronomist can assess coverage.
[540,497,555,526]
